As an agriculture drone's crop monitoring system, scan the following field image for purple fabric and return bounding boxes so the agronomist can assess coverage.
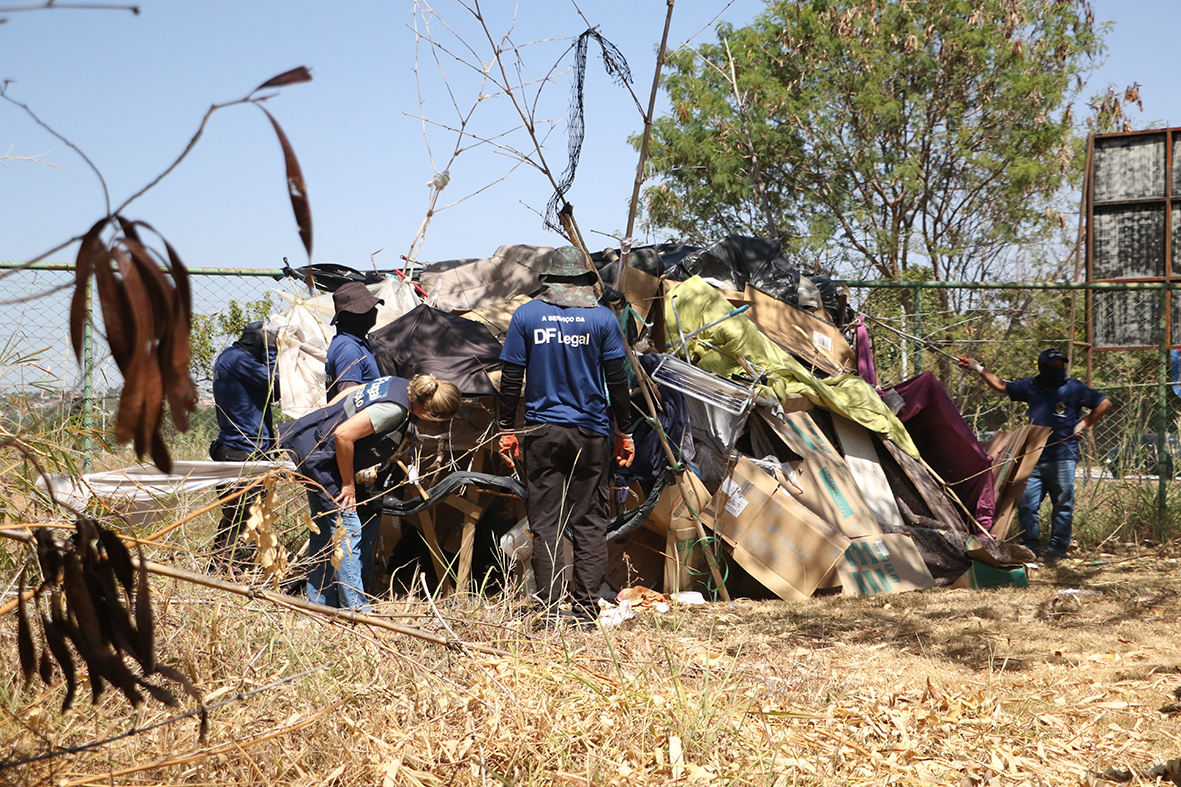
[884,372,995,534]
[855,316,877,387]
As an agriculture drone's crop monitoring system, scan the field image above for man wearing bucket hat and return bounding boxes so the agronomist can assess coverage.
[961,348,1111,563]
[497,246,636,628]
[325,281,385,400]
[324,280,388,594]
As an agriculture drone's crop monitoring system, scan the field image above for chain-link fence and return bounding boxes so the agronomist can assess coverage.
[2,264,1179,542]
[849,279,1181,542]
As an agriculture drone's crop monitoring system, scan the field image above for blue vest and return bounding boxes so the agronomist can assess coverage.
[280,376,411,494]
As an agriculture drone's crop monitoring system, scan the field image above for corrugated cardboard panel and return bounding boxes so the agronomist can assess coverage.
[831,414,904,528]
[760,411,883,539]
[988,425,1052,539]
[741,285,855,375]
[833,533,935,596]
[644,473,710,593]
[710,457,851,600]
[719,489,850,601]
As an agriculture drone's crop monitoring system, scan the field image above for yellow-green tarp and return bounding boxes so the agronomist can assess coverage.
[666,276,920,458]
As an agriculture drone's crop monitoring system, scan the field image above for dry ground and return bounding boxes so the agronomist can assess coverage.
[4,543,1181,786]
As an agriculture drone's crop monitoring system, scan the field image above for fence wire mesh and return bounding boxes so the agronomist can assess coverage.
[2,266,1180,543]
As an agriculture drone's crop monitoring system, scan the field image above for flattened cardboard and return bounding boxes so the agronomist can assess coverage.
[711,458,851,600]
[833,533,936,596]
[741,285,856,375]
[710,457,782,543]
[721,489,851,601]
[987,425,1052,540]
[644,473,711,593]
[758,410,883,539]
[831,414,905,528]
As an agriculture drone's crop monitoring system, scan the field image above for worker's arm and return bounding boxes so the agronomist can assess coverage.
[603,356,632,432]
[960,357,1008,394]
[496,362,525,468]
[332,411,377,511]
[1075,396,1113,435]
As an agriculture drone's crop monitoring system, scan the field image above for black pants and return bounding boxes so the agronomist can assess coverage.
[524,423,611,619]
[209,442,261,562]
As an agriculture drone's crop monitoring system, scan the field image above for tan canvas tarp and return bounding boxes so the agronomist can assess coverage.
[421,244,552,312]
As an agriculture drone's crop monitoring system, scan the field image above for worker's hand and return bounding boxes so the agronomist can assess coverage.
[958,357,984,374]
[355,465,378,484]
[499,433,520,468]
[614,434,635,468]
[1073,419,1089,437]
[334,483,357,513]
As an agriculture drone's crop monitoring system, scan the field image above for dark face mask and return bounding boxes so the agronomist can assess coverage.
[1036,363,1067,388]
[337,309,378,338]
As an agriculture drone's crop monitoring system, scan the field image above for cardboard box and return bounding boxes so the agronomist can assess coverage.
[606,526,665,592]
[675,281,854,376]
[832,533,936,596]
[711,458,851,600]
[711,457,783,543]
[741,285,856,375]
[758,410,883,539]
[950,561,1029,590]
[644,473,711,594]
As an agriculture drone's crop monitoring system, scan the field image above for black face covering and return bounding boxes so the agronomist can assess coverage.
[336,309,378,338]
[1036,363,1067,389]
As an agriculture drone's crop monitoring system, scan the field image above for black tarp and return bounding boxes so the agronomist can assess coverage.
[665,235,781,291]
[369,304,503,396]
[282,262,397,292]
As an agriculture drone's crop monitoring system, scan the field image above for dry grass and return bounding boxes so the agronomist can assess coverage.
[3,538,1181,786]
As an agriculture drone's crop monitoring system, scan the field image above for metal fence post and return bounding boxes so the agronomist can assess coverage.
[82,277,95,473]
[1158,284,1170,535]
[912,285,923,375]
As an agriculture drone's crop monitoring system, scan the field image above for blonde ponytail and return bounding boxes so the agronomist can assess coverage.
[408,374,461,420]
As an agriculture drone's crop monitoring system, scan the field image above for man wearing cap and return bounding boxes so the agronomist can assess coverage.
[962,349,1112,563]
[497,246,636,628]
[326,281,385,401]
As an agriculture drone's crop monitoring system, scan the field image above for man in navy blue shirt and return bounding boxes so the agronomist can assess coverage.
[324,281,388,592]
[210,321,281,571]
[498,246,635,628]
[964,349,1111,563]
[325,281,384,400]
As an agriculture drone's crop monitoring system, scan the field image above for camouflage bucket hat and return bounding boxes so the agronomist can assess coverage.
[535,245,600,308]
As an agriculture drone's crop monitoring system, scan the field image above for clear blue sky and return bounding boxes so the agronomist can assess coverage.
[0,0,1173,272]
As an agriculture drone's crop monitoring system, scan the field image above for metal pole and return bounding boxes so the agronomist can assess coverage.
[1158,285,1170,533]
[82,277,95,473]
[912,285,922,375]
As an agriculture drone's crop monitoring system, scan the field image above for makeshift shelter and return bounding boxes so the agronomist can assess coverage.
[176,244,1054,603]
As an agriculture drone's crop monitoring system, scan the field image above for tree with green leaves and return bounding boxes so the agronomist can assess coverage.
[642,0,1104,288]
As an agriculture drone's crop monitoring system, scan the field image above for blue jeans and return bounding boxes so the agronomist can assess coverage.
[1017,457,1076,558]
[306,490,377,611]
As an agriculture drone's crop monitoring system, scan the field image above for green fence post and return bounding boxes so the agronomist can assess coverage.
[912,285,923,375]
